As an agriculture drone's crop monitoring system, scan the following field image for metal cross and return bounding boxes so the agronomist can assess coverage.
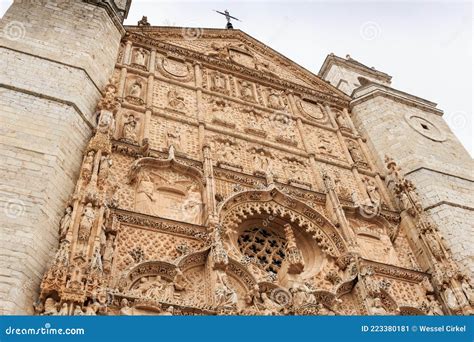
[214,9,241,29]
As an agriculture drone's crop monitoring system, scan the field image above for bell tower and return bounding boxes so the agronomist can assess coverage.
[0,0,131,313]
[319,53,474,277]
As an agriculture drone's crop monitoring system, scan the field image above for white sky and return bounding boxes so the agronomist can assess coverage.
[1,0,472,157]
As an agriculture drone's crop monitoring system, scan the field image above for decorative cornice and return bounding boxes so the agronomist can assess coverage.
[350,84,442,116]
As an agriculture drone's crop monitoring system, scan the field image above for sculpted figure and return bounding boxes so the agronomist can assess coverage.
[134,48,146,66]
[426,295,443,315]
[336,111,350,129]
[443,284,459,310]
[120,299,133,315]
[291,283,316,307]
[129,81,142,98]
[97,110,115,136]
[73,305,84,316]
[261,293,283,315]
[98,156,112,184]
[364,178,381,206]
[245,284,262,307]
[78,203,95,241]
[122,114,138,143]
[347,140,365,164]
[166,128,182,151]
[182,184,202,224]
[215,271,238,308]
[240,81,253,101]
[253,151,271,174]
[173,268,190,291]
[168,88,185,110]
[42,297,58,315]
[370,297,387,315]
[58,303,69,316]
[59,206,72,241]
[213,73,226,91]
[82,151,95,180]
[217,141,235,161]
[267,92,281,109]
[102,235,115,273]
[135,174,156,215]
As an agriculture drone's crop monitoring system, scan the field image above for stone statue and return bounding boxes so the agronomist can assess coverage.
[267,92,281,109]
[443,284,459,310]
[291,283,316,307]
[182,184,202,225]
[97,110,115,136]
[78,203,95,241]
[426,295,443,315]
[122,114,138,143]
[58,302,69,316]
[336,111,350,130]
[261,292,283,315]
[253,151,271,174]
[137,16,150,26]
[240,81,253,101]
[168,88,185,110]
[73,305,84,316]
[120,298,133,315]
[135,174,156,215]
[98,156,112,184]
[347,140,365,164]
[84,302,100,316]
[173,268,190,291]
[217,141,235,161]
[102,235,115,273]
[42,297,58,315]
[59,206,73,241]
[215,271,238,308]
[82,151,95,180]
[370,297,387,315]
[129,81,142,98]
[364,178,381,206]
[166,128,182,151]
[213,73,226,91]
[244,284,262,307]
[134,48,146,66]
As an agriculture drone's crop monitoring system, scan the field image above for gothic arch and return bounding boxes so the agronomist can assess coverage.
[218,187,347,258]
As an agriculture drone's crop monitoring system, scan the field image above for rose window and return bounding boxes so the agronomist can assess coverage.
[237,227,287,274]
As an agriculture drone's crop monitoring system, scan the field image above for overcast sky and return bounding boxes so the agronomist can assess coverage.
[1,0,472,156]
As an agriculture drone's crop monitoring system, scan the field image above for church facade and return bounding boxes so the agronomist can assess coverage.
[0,0,472,316]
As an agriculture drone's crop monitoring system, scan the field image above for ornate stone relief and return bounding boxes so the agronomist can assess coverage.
[156,53,194,83]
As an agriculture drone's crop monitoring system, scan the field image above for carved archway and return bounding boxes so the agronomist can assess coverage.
[218,187,347,259]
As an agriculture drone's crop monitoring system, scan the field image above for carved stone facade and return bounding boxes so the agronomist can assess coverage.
[1,3,471,315]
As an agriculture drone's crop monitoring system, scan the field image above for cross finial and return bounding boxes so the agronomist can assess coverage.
[214,9,241,29]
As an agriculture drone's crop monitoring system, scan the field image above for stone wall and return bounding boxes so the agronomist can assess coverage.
[0,0,126,313]
[350,87,474,276]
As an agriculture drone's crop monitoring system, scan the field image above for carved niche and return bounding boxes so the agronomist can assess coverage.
[129,158,205,226]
